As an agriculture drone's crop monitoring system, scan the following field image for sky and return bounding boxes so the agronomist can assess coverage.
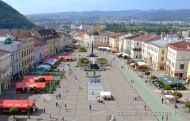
[2,0,190,15]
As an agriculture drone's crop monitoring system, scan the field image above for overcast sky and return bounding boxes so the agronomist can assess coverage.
[2,0,190,15]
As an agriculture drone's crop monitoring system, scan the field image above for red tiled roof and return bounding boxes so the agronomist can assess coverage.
[0,50,9,57]
[132,34,159,41]
[23,76,53,82]
[110,33,124,38]
[37,29,60,41]
[168,41,190,51]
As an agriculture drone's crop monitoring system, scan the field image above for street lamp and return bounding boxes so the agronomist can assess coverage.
[27,99,30,119]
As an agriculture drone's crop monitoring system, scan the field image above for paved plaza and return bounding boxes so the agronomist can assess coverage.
[0,50,190,121]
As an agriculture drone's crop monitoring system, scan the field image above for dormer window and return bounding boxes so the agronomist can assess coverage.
[4,38,12,45]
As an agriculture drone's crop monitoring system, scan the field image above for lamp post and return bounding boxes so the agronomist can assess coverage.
[27,99,30,119]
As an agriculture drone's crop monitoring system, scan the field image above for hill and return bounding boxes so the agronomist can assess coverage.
[28,9,190,21]
[0,0,36,29]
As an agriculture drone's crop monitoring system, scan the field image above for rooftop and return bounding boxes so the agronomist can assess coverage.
[150,38,180,47]
[0,49,9,57]
[168,40,190,51]
[37,29,60,41]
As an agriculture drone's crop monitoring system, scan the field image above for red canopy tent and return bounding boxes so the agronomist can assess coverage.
[111,48,118,53]
[0,100,35,108]
[16,82,46,89]
[58,56,73,60]
[23,76,53,82]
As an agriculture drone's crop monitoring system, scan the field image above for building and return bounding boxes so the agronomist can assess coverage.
[142,35,161,63]
[58,32,73,50]
[34,29,60,57]
[109,33,124,51]
[0,36,22,80]
[89,31,114,48]
[14,33,35,74]
[130,34,158,59]
[0,49,12,94]
[166,40,190,79]
[187,61,190,83]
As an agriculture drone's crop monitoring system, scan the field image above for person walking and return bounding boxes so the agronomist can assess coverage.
[65,104,67,110]
[162,98,164,104]
[89,105,92,110]
[144,105,147,110]
[56,102,58,107]
[43,107,45,114]
[49,112,51,119]
[61,116,64,121]
[166,114,168,121]
[161,114,164,121]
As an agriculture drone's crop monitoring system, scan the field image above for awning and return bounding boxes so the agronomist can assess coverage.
[0,100,35,108]
[116,53,123,56]
[37,65,51,69]
[42,60,55,66]
[23,76,53,82]
[122,53,130,57]
[137,62,148,66]
[16,82,46,89]
[41,58,58,62]
[58,56,73,60]
[30,67,47,75]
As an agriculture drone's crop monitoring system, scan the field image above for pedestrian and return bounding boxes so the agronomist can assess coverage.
[43,97,46,103]
[49,112,51,119]
[105,113,108,121]
[61,116,64,121]
[92,90,94,95]
[65,104,67,110]
[56,95,58,99]
[162,98,164,104]
[108,113,112,120]
[161,114,164,121]
[89,105,92,110]
[58,93,61,99]
[166,114,168,121]
[144,105,147,110]
[56,102,58,107]
[43,107,45,114]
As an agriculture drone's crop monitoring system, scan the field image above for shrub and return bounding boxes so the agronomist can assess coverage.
[185,101,190,112]
[173,92,183,98]
[144,71,150,78]
[163,86,172,90]
[151,75,157,80]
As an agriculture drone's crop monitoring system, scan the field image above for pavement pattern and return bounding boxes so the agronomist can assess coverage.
[0,49,189,121]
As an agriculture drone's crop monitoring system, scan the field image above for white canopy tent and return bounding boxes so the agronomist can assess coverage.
[100,91,111,97]
[137,62,148,66]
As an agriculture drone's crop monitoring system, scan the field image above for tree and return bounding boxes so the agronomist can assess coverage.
[144,71,150,78]
[37,77,46,82]
[9,107,19,119]
[173,92,183,99]
[185,101,190,112]
[151,75,157,80]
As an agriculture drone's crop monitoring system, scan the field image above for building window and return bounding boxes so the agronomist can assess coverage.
[162,50,165,54]
[161,57,164,61]
[180,64,184,70]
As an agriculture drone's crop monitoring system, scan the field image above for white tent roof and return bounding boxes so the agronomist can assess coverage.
[122,53,130,57]
[116,53,123,55]
[137,62,148,66]
[37,65,51,69]
[100,91,111,96]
